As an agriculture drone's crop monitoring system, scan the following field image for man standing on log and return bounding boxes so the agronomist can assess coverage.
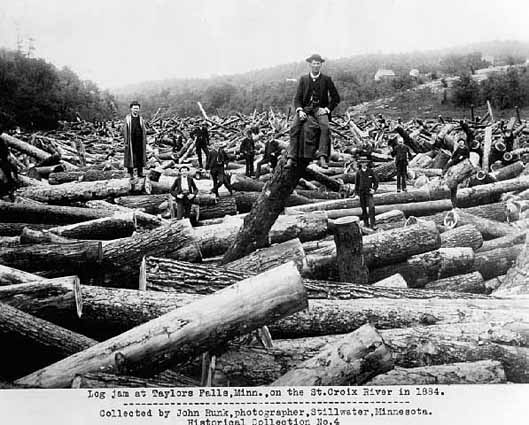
[393,136,411,192]
[206,143,234,197]
[354,158,379,229]
[123,101,147,182]
[192,123,210,169]
[239,128,255,177]
[286,53,340,170]
[170,165,198,219]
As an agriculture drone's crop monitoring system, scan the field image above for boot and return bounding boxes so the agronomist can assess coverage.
[318,156,328,169]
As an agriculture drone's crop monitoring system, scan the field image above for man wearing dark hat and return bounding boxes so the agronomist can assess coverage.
[170,165,198,219]
[393,136,411,192]
[123,101,147,181]
[286,53,340,169]
[206,143,234,197]
[354,158,379,229]
[192,122,210,169]
[239,127,256,177]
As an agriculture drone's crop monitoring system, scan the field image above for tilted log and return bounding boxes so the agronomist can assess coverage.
[491,160,525,181]
[0,222,55,236]
[233,191,313,214]
[114,194,170,213]
[440,224,483,249]
[369,247,475,287]
[85,200,167,229]
[0,241,102,274]
[444,159,476,189]
[15,178,137,204]
[476,231,526,252]
[71,371,199,389]
[445,209,515,239]
[48,169,128,185]
[195,212,328,258]
[424,271,487,294]
[303,164,343,192]
[15,262,307,388]
[47,213,136,240]
[270,324,393,386]
[1,133,54,162]
[0,302,95,380]
[0,265,43,286]
[0,200,113,224]
[267,296,529,339]
[473,245,522,280]
[366,360,506,385]
[212,322,529,385]
[19,228,79,244]
[425,202,509,227]
[493,234,529,296]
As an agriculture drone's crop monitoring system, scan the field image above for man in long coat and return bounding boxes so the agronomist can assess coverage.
[123,101,147,180]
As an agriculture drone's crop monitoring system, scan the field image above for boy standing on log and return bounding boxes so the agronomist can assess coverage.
[393,136,411,192]
[354,158,379,229]
[206,143,234,197]
[286,53,340,170]
[170,165,198,219]
[123,101,147,182]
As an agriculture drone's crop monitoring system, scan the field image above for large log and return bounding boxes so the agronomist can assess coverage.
[440,224,483,249]
[0,265,43,286]
[424,202,509,227]
[0,200,113,224]
[15,262,307,388]
[71,371,199,388]
[1,133,53,162]
[494,233,529,296]
[85,200,168,229]
[19,228,79,244]
[0,222,55,236]
[15,178,136,204]
[424,271,487,294]
[473,245,522,280]
[48,169,128,185]
[46,213,136,240]
[491,161,525,181]
[446,209,515,239]
[373,161,397,182]
[213,322,529,385]
[233,191,313,213]
[476,231,526,252]
[369,247,475,287]
[444,159,476,189]
[303,164,343,192]
[221,157,307,263]
[366,360,506,385]
[270,324,393,386]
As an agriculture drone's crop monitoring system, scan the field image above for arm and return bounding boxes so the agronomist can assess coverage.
[190,178,198,195]
[371,170,379,192]
[170,178,180,197]
[354,171,360,195]
[327,77,340,112]
[293,77,305,111]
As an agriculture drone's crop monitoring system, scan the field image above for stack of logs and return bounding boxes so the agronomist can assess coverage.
[1,109,529,389]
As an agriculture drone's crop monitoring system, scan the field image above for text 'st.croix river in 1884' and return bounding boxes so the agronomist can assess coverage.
[86,386,445,422]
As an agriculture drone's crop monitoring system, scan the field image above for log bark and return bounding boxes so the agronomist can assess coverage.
[491,161,525,181]
[15,178,137,204]
[445,209,515,239]
[270,324,393,386]
[48,170,128,185]
[373,161,397,182]
[0,222,56,236]
[440,224,483,249]
[0,265,43,286]
[48,213,136,240]
[473,245,522,280]
[424,271,487,294]
[233,191,313,213]
[71,371,199,388]
[372,274,407,288]
[213,322,529,385]
[0,200,113,224]
[303,164,343,192]
[476,231,526,252]
[198,196,238,220]
[366,360,506,385]
[369,247,475,287]
[19,228,78,244]
[445,159,476,189]
[15,262,307,388]
[1,133,53,162]
[494,234,529,296]
[329,216,368,283]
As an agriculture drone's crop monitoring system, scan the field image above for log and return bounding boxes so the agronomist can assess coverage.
[473,245,522,280]
[85,200,167,229]
[224,239,306,274]
[483,125,493,170]
[71,371,199,388]
[221,157,307,263]
[494,233,529,296]
[424,271,487,294]
[359,209,405,231]
[0,222,55,236]
[0,200,113,224]
[0,265,43,286]
[328,216,367,283]
[0,302,95,380]
[366,360,506,385]
[234,191,313,214]
[198,196,238,220]
[445,159,476,189]
[476,231,526,252]
[48,213,136,240]
[425,202,509,227]
[114,194,169,213]
[445,209,515,239]
[15,178,136,204]
[19,228,78,244]
[270,324,393,386]
[440,224,483,249]
[48,170,128,185]
[369,247,475,287]
[491,161,525,181]
[213,322,529,385]
[372,274,407,288]
[0,241,102,274]
[15,262,307,388]
[0,236,20,247]
[1,133,53,162]
[409,167,444,178]
[373,161,397,181]
[303,164,343,192]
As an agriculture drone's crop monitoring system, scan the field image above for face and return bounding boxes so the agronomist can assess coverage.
[360,162,367,171]
[398,138,403,145]
[180,168,189,177]
[310,60,322,75]
[459,140,465,148]
[130,105,140,116]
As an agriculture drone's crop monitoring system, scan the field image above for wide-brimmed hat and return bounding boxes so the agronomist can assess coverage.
[179,165,190,172]
[306,54,325,63]
[358,156,369,163]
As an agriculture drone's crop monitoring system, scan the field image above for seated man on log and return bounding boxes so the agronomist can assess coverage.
[0,134,19,201]
[123,101,147,183]
[255,137,281,178]
[286,53,340,170]
[206,143,234,197]
[354,157,379,230]
[239,127,255,177]
[170,165,198,220]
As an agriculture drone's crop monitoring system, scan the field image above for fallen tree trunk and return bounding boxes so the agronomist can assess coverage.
[366,360,506,385]
[270,324,393,386]
[440,224,483,249]
[445,159,476,190]
[15,262,307,388]
[373,161,397,182]
[48,169,128,185]
[71,371,199,388]
[424,271,487,294]
[493,234,529,296]
[1,133,53,162]
[445,209,515,239]
[473,245,522,280]
[303,164,343,192]
[0,222,55,236]
[47,213,136,240]
[233,191,313,213]
[0,265,44,286]
[477,231,526,252]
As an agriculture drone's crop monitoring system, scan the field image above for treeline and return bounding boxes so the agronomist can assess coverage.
[452,66,529,110]
[0,49,117,129]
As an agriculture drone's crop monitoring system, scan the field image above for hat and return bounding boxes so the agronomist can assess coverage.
[129,100,141,108]
[358,156,369,163]
[179,165,190,172]
[306,53,325,63]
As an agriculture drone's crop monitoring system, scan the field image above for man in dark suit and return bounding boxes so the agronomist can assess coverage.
[393,137,412,192]
[206,144,234,197]
[170,165,198,219]
[255,138,281,178]
[354,158,379,229]
[239,128,255,177]
[286,53,340,169]
[192,123,210,169]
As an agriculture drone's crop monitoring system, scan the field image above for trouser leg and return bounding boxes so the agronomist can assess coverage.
[127,167,134,177]
[248,155,254,176]
[270,157,278,171]
[315,114,330,159]
[368,195,376,228]
[255,159,263,178]
[288,115,302,161]
[401,166,407,190]
[211,170,220,195]
[359,192,369,226]
[176,200,184,219]
[450,187,458,208]
[222,170,233,194]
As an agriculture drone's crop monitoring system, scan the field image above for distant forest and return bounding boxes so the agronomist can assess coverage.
[0,48,117,129]
[115,40,529,118]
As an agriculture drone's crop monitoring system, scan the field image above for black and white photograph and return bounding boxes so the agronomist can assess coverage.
[0,0,528,423]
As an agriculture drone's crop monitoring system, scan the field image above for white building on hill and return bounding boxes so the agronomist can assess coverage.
[374,69,396,81]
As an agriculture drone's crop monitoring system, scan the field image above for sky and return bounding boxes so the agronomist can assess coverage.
[1,0,528,89]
